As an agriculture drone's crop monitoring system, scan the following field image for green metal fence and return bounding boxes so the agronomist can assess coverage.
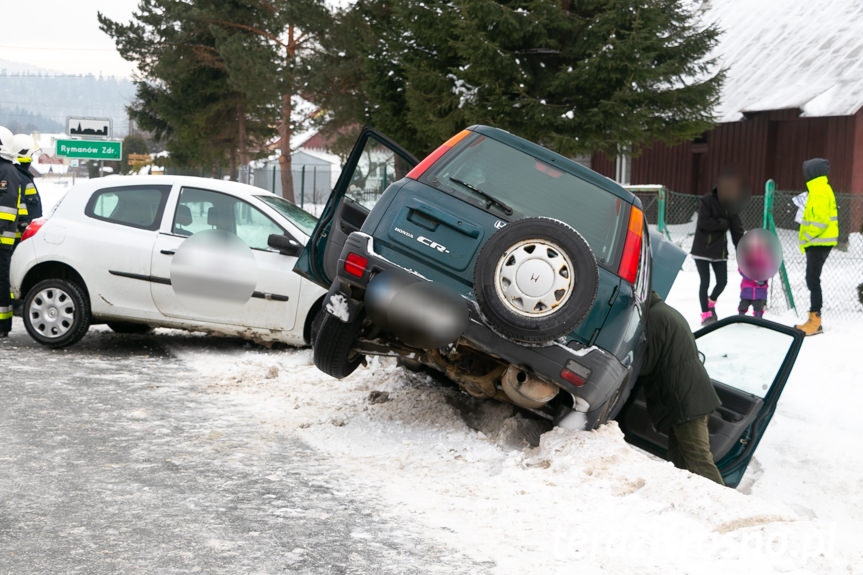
[632,185,863,318]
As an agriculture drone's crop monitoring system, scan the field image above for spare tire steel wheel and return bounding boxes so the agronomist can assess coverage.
[474,218,598,344]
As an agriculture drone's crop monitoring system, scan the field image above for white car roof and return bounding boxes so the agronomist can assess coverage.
[69,174,278,200]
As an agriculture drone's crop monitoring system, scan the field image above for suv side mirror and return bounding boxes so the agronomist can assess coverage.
[268,233,303,257]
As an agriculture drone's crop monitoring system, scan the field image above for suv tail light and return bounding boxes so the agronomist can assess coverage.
[344,253,368,277]
[406,129,471,179]
[618,205,644,285]
[20,218,46,242]
[561,360,591,387]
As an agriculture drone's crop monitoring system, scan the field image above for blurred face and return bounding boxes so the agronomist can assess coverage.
[716,174,742,203]
[737,229,782,282]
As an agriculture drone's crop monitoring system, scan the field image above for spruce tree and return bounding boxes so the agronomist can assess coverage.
[101,0,331,197]
[315,0,723,158]
[197,0,332,201]
[99,1,273,177]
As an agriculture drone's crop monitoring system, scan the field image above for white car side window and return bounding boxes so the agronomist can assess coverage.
[86,185,171,231]
[173,187,283,250]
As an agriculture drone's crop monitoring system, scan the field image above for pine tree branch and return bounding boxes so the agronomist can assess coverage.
[206,18,288,50]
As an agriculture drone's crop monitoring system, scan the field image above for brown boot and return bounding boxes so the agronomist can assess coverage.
[795,311,823,336]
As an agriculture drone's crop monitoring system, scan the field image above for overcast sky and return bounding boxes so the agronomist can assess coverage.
[1,0,355,78]
[2,0,141,77]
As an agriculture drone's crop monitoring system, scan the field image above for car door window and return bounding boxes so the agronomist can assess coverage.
[346,134,414,210]
[696,322,795,398]
[173,187,283,250]
[618,316,803,488]
[86,185,171,230]
[234,201,283,250]
[294,128,418,287]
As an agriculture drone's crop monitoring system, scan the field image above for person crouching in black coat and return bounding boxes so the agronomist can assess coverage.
[690,167,745,325]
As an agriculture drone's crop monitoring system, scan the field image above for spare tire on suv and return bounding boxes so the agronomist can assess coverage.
[473,218,598,344]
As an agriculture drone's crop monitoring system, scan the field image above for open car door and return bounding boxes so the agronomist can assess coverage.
[618,316,804,488]
[294,127,417,287]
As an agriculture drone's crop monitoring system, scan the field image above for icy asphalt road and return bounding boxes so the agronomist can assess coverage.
[0,320,490,575]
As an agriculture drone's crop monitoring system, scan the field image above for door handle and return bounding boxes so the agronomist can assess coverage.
[160,249,176,256]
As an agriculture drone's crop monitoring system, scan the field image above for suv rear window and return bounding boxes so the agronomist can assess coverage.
[422,134,626,266]
[85,185,171,231]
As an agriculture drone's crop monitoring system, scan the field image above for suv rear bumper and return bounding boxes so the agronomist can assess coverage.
[326,232,631,413]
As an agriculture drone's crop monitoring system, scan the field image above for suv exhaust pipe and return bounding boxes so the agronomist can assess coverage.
[501,365,559,409]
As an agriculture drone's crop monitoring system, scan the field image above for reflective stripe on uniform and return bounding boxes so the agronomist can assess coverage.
[0,304,12,320]
[802,220,828,229]
[18,205,28,216]
[0,212,14,222]
[801,236,838,245]
[24,184,37,195]
[830,216,838,221]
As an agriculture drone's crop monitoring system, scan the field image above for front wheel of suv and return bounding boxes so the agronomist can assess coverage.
[23,278,91,348]
[313,310,364,379]
[474,217,598,344]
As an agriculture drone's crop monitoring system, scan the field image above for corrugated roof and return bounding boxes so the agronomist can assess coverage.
[701,0,863,122]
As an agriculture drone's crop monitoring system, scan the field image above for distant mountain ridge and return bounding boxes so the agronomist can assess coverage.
[0,69,135,137]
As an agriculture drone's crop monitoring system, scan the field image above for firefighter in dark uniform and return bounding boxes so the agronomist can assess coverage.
[12,133,42,243]
[0,126,23,337]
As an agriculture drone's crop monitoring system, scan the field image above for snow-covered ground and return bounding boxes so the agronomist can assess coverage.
[164,269,863,574]
[29,175,863,572]
[33,176,74,215]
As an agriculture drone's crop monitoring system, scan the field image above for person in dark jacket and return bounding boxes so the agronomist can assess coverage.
[11,133,42,243]
[638,291,724,485]
[690,167,745,325]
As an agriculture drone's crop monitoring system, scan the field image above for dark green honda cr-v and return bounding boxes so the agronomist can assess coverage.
[293,125,803,487]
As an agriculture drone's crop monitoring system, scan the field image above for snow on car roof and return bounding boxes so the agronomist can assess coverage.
[702,0,863,121]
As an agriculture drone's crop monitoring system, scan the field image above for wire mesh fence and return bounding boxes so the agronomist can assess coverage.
[166,164,336,216]
[632,187,863,319]
[243,164,334,216]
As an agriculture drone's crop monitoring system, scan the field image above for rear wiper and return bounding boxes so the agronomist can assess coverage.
[447,177,513,215]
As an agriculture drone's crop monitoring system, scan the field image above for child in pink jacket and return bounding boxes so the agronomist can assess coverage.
[738,272,768,318]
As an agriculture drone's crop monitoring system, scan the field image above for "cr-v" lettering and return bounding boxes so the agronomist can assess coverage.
[417,236,451,254]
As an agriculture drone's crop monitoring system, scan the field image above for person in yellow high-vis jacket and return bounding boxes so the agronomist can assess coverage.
[794,158,838,336]
[0,126,23,337]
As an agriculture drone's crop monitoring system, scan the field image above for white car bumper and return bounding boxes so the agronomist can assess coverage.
[9,239,37,299]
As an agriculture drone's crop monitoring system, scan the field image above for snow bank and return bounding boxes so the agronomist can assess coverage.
[168,277,863,574]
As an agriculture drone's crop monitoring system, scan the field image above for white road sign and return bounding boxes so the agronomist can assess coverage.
[67,117,112,139]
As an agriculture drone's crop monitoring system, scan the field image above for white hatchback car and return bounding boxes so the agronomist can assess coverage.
[10,175,327,348]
